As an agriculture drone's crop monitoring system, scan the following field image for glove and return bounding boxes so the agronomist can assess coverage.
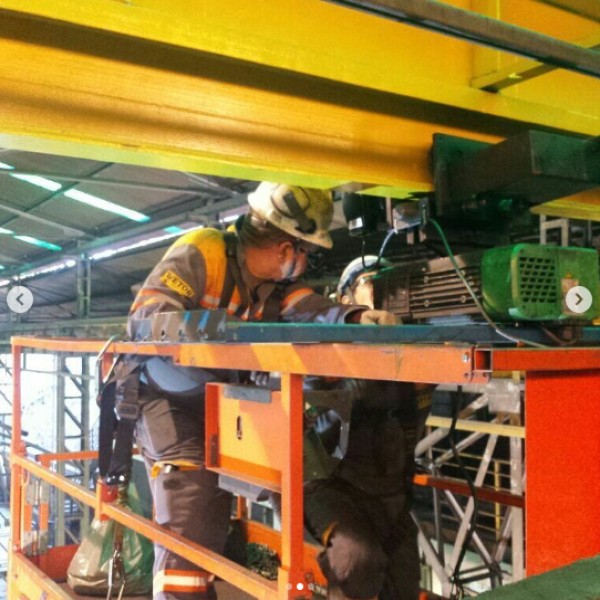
[359,309,398,325]
[320,524,387,598]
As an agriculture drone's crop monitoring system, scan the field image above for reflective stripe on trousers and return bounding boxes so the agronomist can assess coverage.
[153,569,210,596]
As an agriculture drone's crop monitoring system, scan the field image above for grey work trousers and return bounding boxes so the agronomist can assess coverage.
[135,386,233,600]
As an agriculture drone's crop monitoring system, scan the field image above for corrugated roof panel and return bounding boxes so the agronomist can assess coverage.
[1,150,107,178]
[36,196,126,230]
[0,175,54,210]
[100,163,202,189]
[92,247,167,282]
[0,237,57,265]
[0,219,70,244]
[66,182,184,213]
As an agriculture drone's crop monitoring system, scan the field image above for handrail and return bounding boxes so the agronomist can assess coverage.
[10,334,600,596]
[12,335,487,384]
[12,454,279,599]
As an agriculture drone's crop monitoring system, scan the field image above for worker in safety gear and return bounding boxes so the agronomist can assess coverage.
[304,255,432,600]
[126,184,398,600]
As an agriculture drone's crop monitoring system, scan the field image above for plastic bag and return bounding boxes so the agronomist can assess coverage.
[67,484,154,596]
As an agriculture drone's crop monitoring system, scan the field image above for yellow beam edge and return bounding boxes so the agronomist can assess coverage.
[472,31,600,91]
[536,0,600,22]
[1,12,519,197]
[0,55,437,196]
[0,0,598,137]
[532,190,600,222]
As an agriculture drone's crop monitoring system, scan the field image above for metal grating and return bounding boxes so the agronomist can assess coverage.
[516,255,556,306]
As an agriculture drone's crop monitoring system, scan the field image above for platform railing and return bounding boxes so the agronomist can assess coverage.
[9,333,600,598]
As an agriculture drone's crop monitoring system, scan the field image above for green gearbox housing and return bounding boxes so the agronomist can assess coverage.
[481,244,600,321]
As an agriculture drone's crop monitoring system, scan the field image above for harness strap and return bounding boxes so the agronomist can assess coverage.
[262,283,286,323]
[219,237,235,310]
[106,419,137,486]
[98,357,143,486]
[98,380,117,479]
[223,232,251,317]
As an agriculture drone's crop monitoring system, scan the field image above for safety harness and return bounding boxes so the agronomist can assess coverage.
[222,232,251,317]
[98,357,142,486]
[98,232,284,486]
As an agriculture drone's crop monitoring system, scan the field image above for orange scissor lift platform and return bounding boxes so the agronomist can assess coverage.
[8,335,600,598]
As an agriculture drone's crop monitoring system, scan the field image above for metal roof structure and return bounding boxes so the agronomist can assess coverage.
[0,149,260,336]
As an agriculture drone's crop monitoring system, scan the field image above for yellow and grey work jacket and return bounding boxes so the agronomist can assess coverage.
[129,227,363,326]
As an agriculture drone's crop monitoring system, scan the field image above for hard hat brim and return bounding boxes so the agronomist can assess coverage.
[248,183,334,249]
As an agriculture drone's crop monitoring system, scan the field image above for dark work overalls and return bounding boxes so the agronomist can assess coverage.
[304,378,432,600]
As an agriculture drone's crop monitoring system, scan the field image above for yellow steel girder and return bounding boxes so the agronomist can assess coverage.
[0,0,598,197]
[531,189,600,222]
[472,0,600,99]
[537,0,600,21]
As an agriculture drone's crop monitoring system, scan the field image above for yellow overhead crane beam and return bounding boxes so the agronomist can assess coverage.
[531,189,600,222]
[471,29,600,91]
[537,0,600,21]
[0,0,598,197]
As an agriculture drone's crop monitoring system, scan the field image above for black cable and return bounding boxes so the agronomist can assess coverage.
[540,324,579,347]
[376,228,398,266]
[361,238,367,269]
[423,216,524,595]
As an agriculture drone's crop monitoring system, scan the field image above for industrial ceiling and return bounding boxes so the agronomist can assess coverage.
[0,150,262,333]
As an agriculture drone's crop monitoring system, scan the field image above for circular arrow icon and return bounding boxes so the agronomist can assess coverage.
[565,285,593,314]
[7,285,34,314]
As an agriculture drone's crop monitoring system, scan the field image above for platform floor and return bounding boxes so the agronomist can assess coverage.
[478,554,600,599]
[54,580,254,599]
[215,581,255,599]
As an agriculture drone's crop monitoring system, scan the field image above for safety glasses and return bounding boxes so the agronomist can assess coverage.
[293,240,325,270]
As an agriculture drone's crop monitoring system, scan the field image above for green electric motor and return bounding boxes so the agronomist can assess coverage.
[481,244,600,321]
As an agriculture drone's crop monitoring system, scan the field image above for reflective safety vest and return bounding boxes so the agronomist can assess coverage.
[131,227,317,323]
[130,228,249,319]
[169,228,246,316]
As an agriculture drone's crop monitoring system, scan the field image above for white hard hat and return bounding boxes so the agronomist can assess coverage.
[337,255,392,297]
[247,182,333,249]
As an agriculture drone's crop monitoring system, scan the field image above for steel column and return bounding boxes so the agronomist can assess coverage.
[279,373,311,598]
[525,369,600,575]
[54,355,66,547]
[509,422,525,581]
[8,343,23,599]
[76,256,92,319]
[80,357,91,535]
